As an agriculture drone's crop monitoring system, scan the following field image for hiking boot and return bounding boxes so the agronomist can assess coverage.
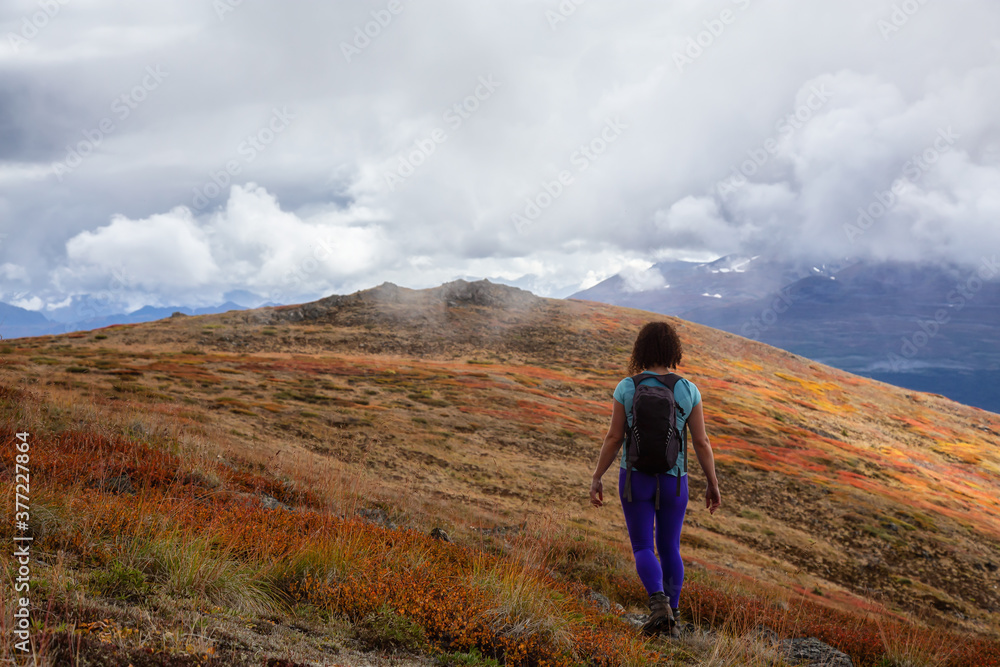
[641,592,675,636]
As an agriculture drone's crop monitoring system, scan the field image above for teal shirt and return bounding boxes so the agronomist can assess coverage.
[613,374,701,476]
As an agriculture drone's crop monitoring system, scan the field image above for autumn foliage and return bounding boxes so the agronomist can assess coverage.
[1,283,999,665]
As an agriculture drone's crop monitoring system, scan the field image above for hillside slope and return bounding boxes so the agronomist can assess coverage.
[2,279,999,664]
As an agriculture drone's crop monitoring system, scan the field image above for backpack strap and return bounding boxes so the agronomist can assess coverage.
[630,372,682,391]
[683,420,689,473]
[677,391,691,497]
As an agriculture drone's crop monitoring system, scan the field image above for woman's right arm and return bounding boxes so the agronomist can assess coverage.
[686,401,721,514]
[590,399,626,508]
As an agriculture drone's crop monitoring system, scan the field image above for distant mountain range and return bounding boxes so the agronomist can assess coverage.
[572,255,848,314]
[572,255,1000,414]
[0,299,257,340]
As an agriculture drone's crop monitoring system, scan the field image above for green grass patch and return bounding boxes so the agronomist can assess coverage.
[88,563,152,602]
[353,604,429,653]
[438,647,502,666]
[142,536,277,614]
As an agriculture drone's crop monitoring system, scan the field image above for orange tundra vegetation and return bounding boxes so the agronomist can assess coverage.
[0,279,999,666]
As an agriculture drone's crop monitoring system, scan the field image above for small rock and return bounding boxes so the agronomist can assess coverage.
[778,637,853,667]
[260,494,291,511]
[357,508,397,530]
[585,589,612,613]
[430,527,451,542]
[622,613,645,630]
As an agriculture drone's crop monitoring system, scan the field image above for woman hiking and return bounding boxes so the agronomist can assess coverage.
[590,321,721,637]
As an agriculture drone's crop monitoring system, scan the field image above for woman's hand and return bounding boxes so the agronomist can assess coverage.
[705,484,721,514]
[590,478,604,507]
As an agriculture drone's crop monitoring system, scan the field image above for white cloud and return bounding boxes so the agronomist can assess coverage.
[620,261,667,293]
[54,184,388,306]
[44,295,73,310]
[10,295,43,311]
[2,0,1000,308]
[701,66,1000,261]
[654,196,735,253]
[1,263,29,282]
[63,208,218,290]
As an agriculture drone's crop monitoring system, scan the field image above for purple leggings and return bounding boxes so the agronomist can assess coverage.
[618,468,688,608]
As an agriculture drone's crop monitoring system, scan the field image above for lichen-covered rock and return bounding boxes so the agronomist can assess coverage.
[585,589,612,612]
[260,494,292,511]
[429,527,451,542]
[357,507,398,530]
[778,637,853,667]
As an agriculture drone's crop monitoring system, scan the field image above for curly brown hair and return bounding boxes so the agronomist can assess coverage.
[627,321,683,375]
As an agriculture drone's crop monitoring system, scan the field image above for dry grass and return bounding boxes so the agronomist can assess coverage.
[1,287,1000,665]
[467,550,573,650]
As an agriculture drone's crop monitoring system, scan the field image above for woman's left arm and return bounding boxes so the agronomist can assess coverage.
[590,399,626,507]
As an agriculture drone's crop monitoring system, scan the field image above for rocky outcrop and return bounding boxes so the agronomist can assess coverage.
[269,279,541,326]
[429,527,451,542]
[778,637,854,667]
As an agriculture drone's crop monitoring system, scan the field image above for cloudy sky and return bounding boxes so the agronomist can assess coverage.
[1,0,999,314]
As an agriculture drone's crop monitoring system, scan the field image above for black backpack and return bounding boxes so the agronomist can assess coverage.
[623,372,688,509]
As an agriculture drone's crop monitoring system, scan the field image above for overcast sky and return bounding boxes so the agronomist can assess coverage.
[1,0,999,313]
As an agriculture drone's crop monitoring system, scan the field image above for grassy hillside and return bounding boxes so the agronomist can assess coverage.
[1,279,998,666]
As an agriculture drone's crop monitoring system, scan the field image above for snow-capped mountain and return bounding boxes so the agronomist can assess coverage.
[572,255,849,314]
[570,255,1000,413]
